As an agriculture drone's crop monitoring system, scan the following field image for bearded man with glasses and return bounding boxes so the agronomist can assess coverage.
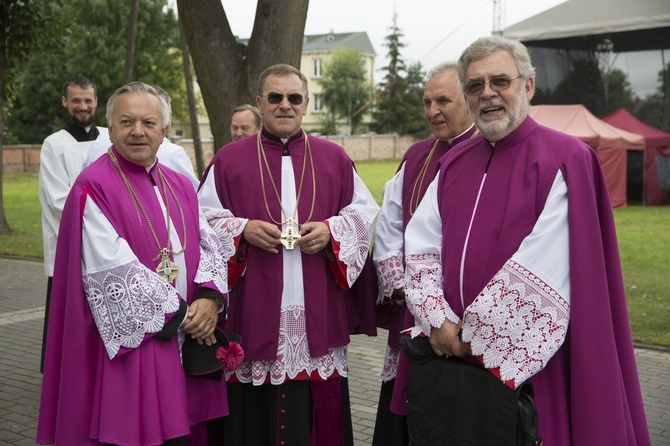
[198,63,379,445]
[402,35,650,445]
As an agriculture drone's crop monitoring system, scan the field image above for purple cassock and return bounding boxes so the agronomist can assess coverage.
[37,147,229,446]
[373,127,478,416]
[402,117,650,444]
[202,130,377,362]
[198,129,379,445]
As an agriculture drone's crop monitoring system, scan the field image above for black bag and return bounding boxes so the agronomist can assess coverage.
[398,334,541,446]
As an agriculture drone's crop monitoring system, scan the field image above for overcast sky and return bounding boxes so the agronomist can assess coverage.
[215,0,663,98]
[220,0,568,78]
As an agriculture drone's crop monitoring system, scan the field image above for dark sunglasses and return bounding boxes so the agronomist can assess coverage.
[263,93,305,105]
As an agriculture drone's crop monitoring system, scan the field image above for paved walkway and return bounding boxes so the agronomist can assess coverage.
[0,257,668,445]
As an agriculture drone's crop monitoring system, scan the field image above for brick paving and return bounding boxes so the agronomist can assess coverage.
[0,256,668,445]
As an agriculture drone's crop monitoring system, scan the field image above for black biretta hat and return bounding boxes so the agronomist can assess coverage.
[182,328,243,381]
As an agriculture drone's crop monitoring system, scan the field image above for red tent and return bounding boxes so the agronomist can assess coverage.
[601,108,670,205]
[529,104,645,207]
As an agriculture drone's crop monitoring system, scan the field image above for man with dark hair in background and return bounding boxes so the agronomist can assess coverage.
[38,75,106,373]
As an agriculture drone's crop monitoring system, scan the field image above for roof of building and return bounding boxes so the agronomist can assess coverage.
[235,31,376,55]
[302,32,376,55]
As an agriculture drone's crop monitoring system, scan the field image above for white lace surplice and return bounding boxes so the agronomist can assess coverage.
[404,170,571,388]
[81,194,182,360]
[224,157,378,385]
[82,185,227,360]
[204,156,378,385]
[373,164,407,304]
[327,172,379,288]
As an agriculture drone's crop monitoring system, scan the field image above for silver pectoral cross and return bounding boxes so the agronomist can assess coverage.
[280,218,301,250]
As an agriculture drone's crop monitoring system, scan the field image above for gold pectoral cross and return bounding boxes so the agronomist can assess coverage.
[280,218,301,250]
[156,249,180,283]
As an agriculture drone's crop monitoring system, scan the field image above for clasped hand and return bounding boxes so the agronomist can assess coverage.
[242,219,330,254]
[182,298,219,346]
[429,319,470,358]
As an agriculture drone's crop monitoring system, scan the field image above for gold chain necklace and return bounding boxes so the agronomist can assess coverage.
[408,128,479,216]
[108,148,187,282]
[256,130,316,249]
[408,139,440,216]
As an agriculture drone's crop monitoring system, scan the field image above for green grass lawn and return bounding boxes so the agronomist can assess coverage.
[0,172,42,259]
[613,206,670,346]
[2,164,668,347]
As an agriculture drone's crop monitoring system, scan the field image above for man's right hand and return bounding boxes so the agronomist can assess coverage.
[429,319,467,358]
[243,219,281,254]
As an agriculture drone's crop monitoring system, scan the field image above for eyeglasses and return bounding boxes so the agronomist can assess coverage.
[464,76,522,96]
[263,93,305,106]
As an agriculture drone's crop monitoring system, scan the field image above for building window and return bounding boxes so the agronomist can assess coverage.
[313,94,323,113]
[313,58,322,78]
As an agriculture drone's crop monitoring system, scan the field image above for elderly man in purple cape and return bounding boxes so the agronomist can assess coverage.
[37,82,230,446]
[371,61,476,446]
[403,36,650,444]
[198,63,379,446]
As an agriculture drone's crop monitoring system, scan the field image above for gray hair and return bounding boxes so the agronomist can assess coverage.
[457,35,535,86]
[426,61,459,82]
[232,104,262,128]
[106,82,171,129]
[257,63,309,99]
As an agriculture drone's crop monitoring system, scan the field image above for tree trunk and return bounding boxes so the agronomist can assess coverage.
[123,0,140,83]
[0,20,14,233]
[176,0,309,151]
[179,20,204,178]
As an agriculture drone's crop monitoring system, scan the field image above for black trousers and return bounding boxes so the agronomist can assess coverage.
[207,378,354,446]
[40,276,53,373]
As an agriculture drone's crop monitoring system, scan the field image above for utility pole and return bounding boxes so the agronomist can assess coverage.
[493,0,505,35]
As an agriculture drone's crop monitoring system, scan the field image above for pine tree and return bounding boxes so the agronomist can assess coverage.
[372,13,426,136]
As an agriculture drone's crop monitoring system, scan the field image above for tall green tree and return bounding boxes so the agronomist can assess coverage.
[404,61,430,137]
[371,13,426,136]
[636,61,670,132]
[318,47,370,135]
[1,0,61,233]
[372,13,407,134]
[605,68,637,114]
[5,0,185,144]
[177,0,309,150]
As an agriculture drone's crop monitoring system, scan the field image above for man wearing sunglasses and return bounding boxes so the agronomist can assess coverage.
[371,61,475,446]
[402,35,650,444]
[198,63,379,446]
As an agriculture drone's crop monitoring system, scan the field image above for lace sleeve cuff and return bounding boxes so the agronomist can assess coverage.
[404,253,459,335]
[83,259,181,359]
[462,259,570,389]
[327,206,374,287]
[204,209,247,262]
[373,252,405,304]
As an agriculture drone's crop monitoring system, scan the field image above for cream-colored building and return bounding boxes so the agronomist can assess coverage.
[300,31,376,134]
[171,31,376,140]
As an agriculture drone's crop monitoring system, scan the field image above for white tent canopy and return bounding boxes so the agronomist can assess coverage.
[503,0,670,51]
